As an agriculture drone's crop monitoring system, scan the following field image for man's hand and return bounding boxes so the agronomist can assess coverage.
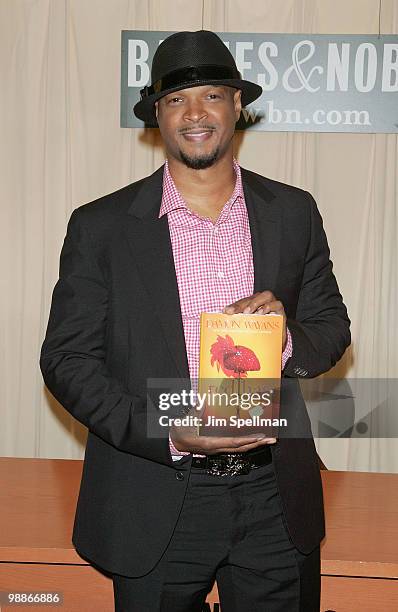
[223,291,287,350]
[170,419,276,455]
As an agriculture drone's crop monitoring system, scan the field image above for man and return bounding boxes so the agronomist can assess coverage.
[40,30,350,611]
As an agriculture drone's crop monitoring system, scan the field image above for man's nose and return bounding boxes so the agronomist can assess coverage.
[183,99,207,122]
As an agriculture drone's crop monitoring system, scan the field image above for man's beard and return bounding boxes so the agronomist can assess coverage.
[179,146,220,170]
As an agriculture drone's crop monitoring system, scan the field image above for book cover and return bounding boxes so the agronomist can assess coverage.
[198,311,282,436]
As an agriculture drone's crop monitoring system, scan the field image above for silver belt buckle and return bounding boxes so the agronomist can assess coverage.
[206,454,251,477]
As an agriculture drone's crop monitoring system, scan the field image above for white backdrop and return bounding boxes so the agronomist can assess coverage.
[1,0,397,471]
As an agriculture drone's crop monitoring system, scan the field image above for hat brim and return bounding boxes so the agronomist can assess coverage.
[133,79,262,127]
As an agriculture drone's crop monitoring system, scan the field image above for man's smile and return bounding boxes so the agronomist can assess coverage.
[178,127,216,143]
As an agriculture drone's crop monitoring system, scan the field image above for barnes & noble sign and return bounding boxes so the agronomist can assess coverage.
[121,31,398,133]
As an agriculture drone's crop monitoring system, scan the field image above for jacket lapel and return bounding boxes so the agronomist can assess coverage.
[123,166,190,380]
[122,165,282,380]
[241,168,282,293]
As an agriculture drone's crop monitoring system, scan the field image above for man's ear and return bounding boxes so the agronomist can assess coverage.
[234,89,242,121]
[155,100,159,120]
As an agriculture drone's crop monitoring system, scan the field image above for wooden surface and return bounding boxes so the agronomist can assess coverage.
[0,458,83,564]
[0,564,112,612]
[320,576,398,612]
[320,470,398,579]
[0,457,397,611]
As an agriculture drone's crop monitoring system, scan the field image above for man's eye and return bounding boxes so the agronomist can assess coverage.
[168,97,182,104]
[207,93,221,99]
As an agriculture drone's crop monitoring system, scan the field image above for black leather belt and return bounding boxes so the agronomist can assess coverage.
[191,445,273,477]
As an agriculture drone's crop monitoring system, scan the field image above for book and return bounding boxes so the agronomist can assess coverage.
[197,311,282,437]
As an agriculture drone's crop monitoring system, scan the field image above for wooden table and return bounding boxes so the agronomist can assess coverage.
[0,458,397,611]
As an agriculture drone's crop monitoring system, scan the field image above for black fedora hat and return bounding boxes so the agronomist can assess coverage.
[133,30,262,126]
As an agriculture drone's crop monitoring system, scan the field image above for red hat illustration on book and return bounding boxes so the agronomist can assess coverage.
[210,334,261,377]
[210,334,261,418]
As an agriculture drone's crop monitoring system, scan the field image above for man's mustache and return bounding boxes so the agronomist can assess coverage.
[178,125,216,134]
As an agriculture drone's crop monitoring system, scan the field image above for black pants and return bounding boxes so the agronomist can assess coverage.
[112,460,320,611]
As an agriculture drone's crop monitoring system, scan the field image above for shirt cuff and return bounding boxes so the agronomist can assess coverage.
[169,435,190,456]
[281,327,293,370]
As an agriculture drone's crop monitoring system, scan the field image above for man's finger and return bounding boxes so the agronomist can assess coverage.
[233,293,276,314]
[256,300,284,315]
[203,435,276,450]
[206,438,277,454]
[223,294,259,314]
[223,291,282,315]
[242,295,279,314]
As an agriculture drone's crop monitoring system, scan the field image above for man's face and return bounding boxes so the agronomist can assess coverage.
[155,85,242,170]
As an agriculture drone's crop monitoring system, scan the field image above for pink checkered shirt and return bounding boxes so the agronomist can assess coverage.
[159,159,292,459]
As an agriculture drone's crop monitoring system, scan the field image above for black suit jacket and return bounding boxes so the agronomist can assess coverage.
[40,165,350,577]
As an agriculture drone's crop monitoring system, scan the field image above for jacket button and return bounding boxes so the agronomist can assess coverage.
[175,472,185,481]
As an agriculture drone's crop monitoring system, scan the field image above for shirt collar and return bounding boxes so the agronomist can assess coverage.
[158,158,244,219]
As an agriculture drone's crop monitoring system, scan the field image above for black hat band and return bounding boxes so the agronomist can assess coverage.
[140,64,241,100]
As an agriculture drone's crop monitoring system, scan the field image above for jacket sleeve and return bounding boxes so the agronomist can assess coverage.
[283,191,351,378]
[40,209,175,466]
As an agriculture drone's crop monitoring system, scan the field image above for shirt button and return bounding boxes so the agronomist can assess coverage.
[213,227,219,234]
[217,271,224,279]
[175,472,185,481]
